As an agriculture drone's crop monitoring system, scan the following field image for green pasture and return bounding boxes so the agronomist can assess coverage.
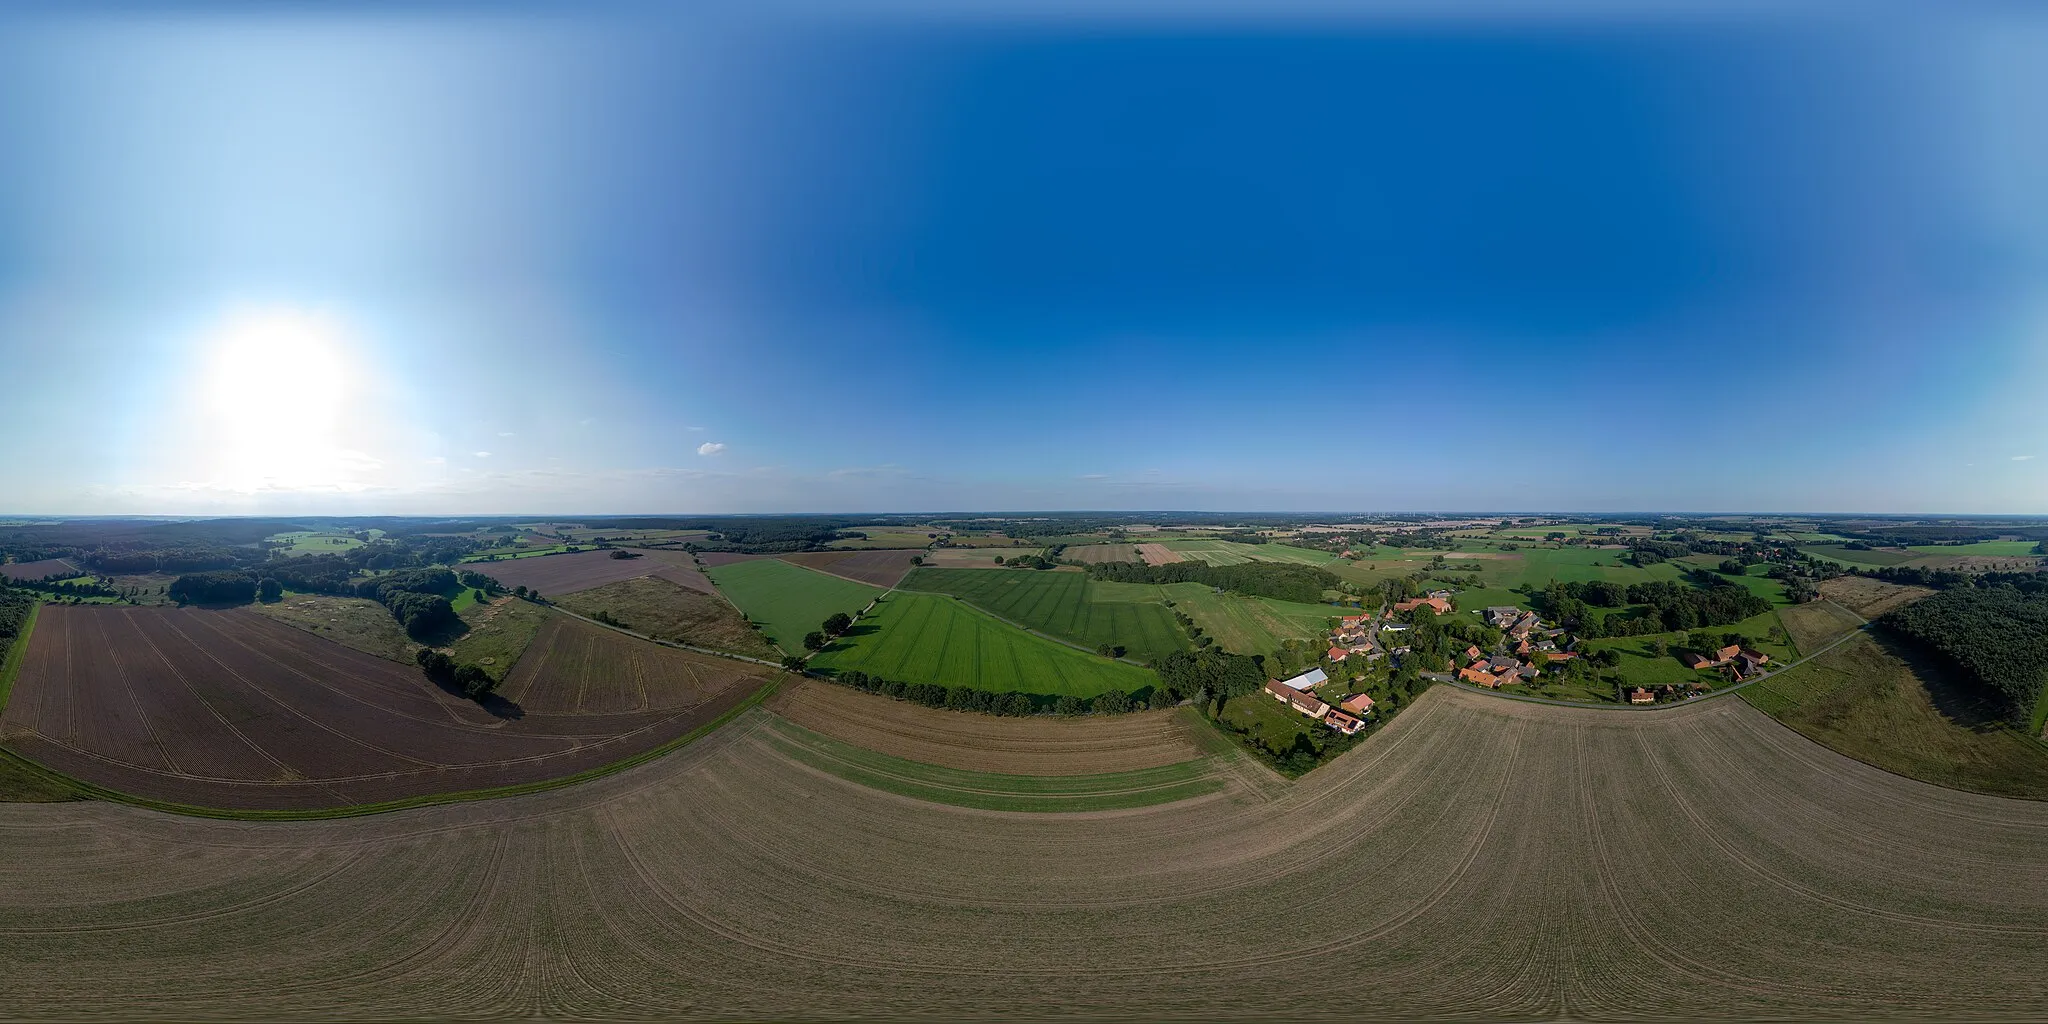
[830,530,939,550]
[460,544,577,563]
[898,568,1187,663]
[1578,607,1795,689]
[808,592,1154,698]
[759,716,1223,812]
[1162,584,1340,659]
[1796,544,1916,567]
[1215,690,1319,754]
[707,558,883,654]
[265,531,365,557]
[1161,539,1335,567]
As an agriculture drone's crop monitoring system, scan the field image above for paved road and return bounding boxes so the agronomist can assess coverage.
[1443,600,1871,712]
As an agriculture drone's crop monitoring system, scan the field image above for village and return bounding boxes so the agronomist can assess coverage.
[1262,588,1781,724]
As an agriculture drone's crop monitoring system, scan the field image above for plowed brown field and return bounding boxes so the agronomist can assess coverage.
[496,615,773,715]
[0,605,775,810]
[458,549,715,596]
[1135,542,1183,564]
[0,686,2044,1018]
[0,558,79,581]
[777,549,923,588]
[766,678,1206,774]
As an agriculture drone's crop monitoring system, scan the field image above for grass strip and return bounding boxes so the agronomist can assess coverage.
[761,715,1223,812]
[0,600,40,715]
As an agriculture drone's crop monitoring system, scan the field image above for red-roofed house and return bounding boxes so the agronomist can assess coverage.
[1341,693,1376,715]
[1324,709,1364,735]
[1464,644,1482,661]
[1265,680,1329,719]
[1629,687,1655,704]
[1715,644,1742,663]
[1326,647,1348,663]
[1459,666,1499,688]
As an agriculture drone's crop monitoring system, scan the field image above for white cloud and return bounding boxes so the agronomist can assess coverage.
[474,451,491,458]
[423,456,446,466]
[497,431,516,438]
[2014,454,2035,461]
[1079,473,1108,480]
[697,442,727,456]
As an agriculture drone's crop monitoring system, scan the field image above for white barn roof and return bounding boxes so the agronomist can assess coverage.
[1280,668,1329,690]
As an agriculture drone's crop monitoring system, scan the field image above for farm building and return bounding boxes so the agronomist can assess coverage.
[1264,680,1330,720]
[1277,667,1329,691]
[1341,693,1376,715]
[1324,709,1364,735]
[1629,687,1655,704]
[1326,647,1348,663]
[1393,597,1453,616]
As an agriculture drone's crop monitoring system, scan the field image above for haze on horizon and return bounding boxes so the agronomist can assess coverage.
[3,2,2046,517]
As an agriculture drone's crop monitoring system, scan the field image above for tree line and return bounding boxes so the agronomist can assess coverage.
[1881,585,2048,717]
[821,668,1148,716]
[1540,577,1771,637]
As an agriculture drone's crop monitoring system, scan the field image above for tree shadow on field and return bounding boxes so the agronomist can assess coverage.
[412,617,471,647]
[1869,630,2012,732]
[423,673,525,721]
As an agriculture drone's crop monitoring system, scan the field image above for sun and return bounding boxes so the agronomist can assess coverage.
[199,308,360,492]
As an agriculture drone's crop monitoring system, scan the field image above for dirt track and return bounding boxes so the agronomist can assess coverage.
[1,686,2044,1019]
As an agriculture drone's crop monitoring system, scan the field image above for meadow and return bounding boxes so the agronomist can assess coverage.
[1797,543,1919,567]
[4,688,2047,1019]
[1161,539,1336,566]
[554,576,779,660]
[263,530,364,557]
[898,568,1187,663]
[705,557,883,654]
[1160,583,1339,658]
[808,592,1156,698]
[1906,539,2040,557]
[1741,631,2048,799]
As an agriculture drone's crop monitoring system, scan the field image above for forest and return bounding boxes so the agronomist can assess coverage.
[1541,578,1772,637]
[1882,585,2048,716]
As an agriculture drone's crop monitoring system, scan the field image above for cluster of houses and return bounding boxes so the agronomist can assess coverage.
[1263,668,1377,736]
[1453,606,1575,689]
[1679,643,1771,680]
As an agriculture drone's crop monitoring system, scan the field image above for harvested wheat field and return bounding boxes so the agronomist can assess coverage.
[777,548,923,588]
[0,605,776,810]
[553,576,777,660]
[457,548,712,597]
[1818,575,1934,619]
[493,615,774,715]
[766,677,1208,774]
[0,687,2043,1018]
[1135,541,1184,564]
[694,551,777,567]
[0,557,80,581]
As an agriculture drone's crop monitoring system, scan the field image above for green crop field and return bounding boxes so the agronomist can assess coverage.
[706,558,883,654]
[1162,584,1339,658]
[1796,544,1918,567]
[899,568,1187,663]
[809,592,1155,698]
[1162,539,1335,567]
[830,529,939,549]
[265,530,365,557]
[1906,540,2040,557]
[759,716,1223,812]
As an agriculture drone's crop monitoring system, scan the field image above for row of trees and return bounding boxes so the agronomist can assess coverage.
[1085,560,1339,604]
[824,669,1146,716]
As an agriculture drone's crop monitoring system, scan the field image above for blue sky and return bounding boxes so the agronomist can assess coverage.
[2,3,2045,514]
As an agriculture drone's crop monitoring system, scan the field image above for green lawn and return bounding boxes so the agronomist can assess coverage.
[446,598,552,681]
[808,592,1155,698]
[1741,633,2048,800]
[759,716,1223,812]
[706,558,884,654]
[898,568,1188,663]
[1214,690,1319,753]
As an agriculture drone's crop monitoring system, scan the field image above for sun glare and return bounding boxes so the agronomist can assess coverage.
[199,308,364,493]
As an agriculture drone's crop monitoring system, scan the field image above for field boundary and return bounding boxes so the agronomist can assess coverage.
[0,600,40,717]
[0,672,788,821]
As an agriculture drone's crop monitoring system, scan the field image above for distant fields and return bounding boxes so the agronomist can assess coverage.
[264,530,363,557]
[1061,543,1144,564]
[706,558,883,654]
[809,592,1155,698]
[1797,544,1918,567]
[899,568,1187,663]
[1906,540,2040,557]
[1163,539,1335,566]
[828,529,937,550]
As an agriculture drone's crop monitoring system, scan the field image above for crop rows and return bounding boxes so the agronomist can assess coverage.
[1,687,2043,1019]
[458,549,716,597]
[900,568,1187,662]
[809,593,1154,698]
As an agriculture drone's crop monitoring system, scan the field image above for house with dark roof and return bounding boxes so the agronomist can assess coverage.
[1324,709,1365,735]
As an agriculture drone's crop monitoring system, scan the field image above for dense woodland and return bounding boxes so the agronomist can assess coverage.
[1541,578,1773,637]
[1882,586,2048,717]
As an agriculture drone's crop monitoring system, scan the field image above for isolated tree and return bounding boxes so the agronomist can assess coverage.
[780,656,805,672]
[823,612,853,635]
[472,588,487,603]
[802,631,827,651]
[514,585,529,599]
[256,578,283,603]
